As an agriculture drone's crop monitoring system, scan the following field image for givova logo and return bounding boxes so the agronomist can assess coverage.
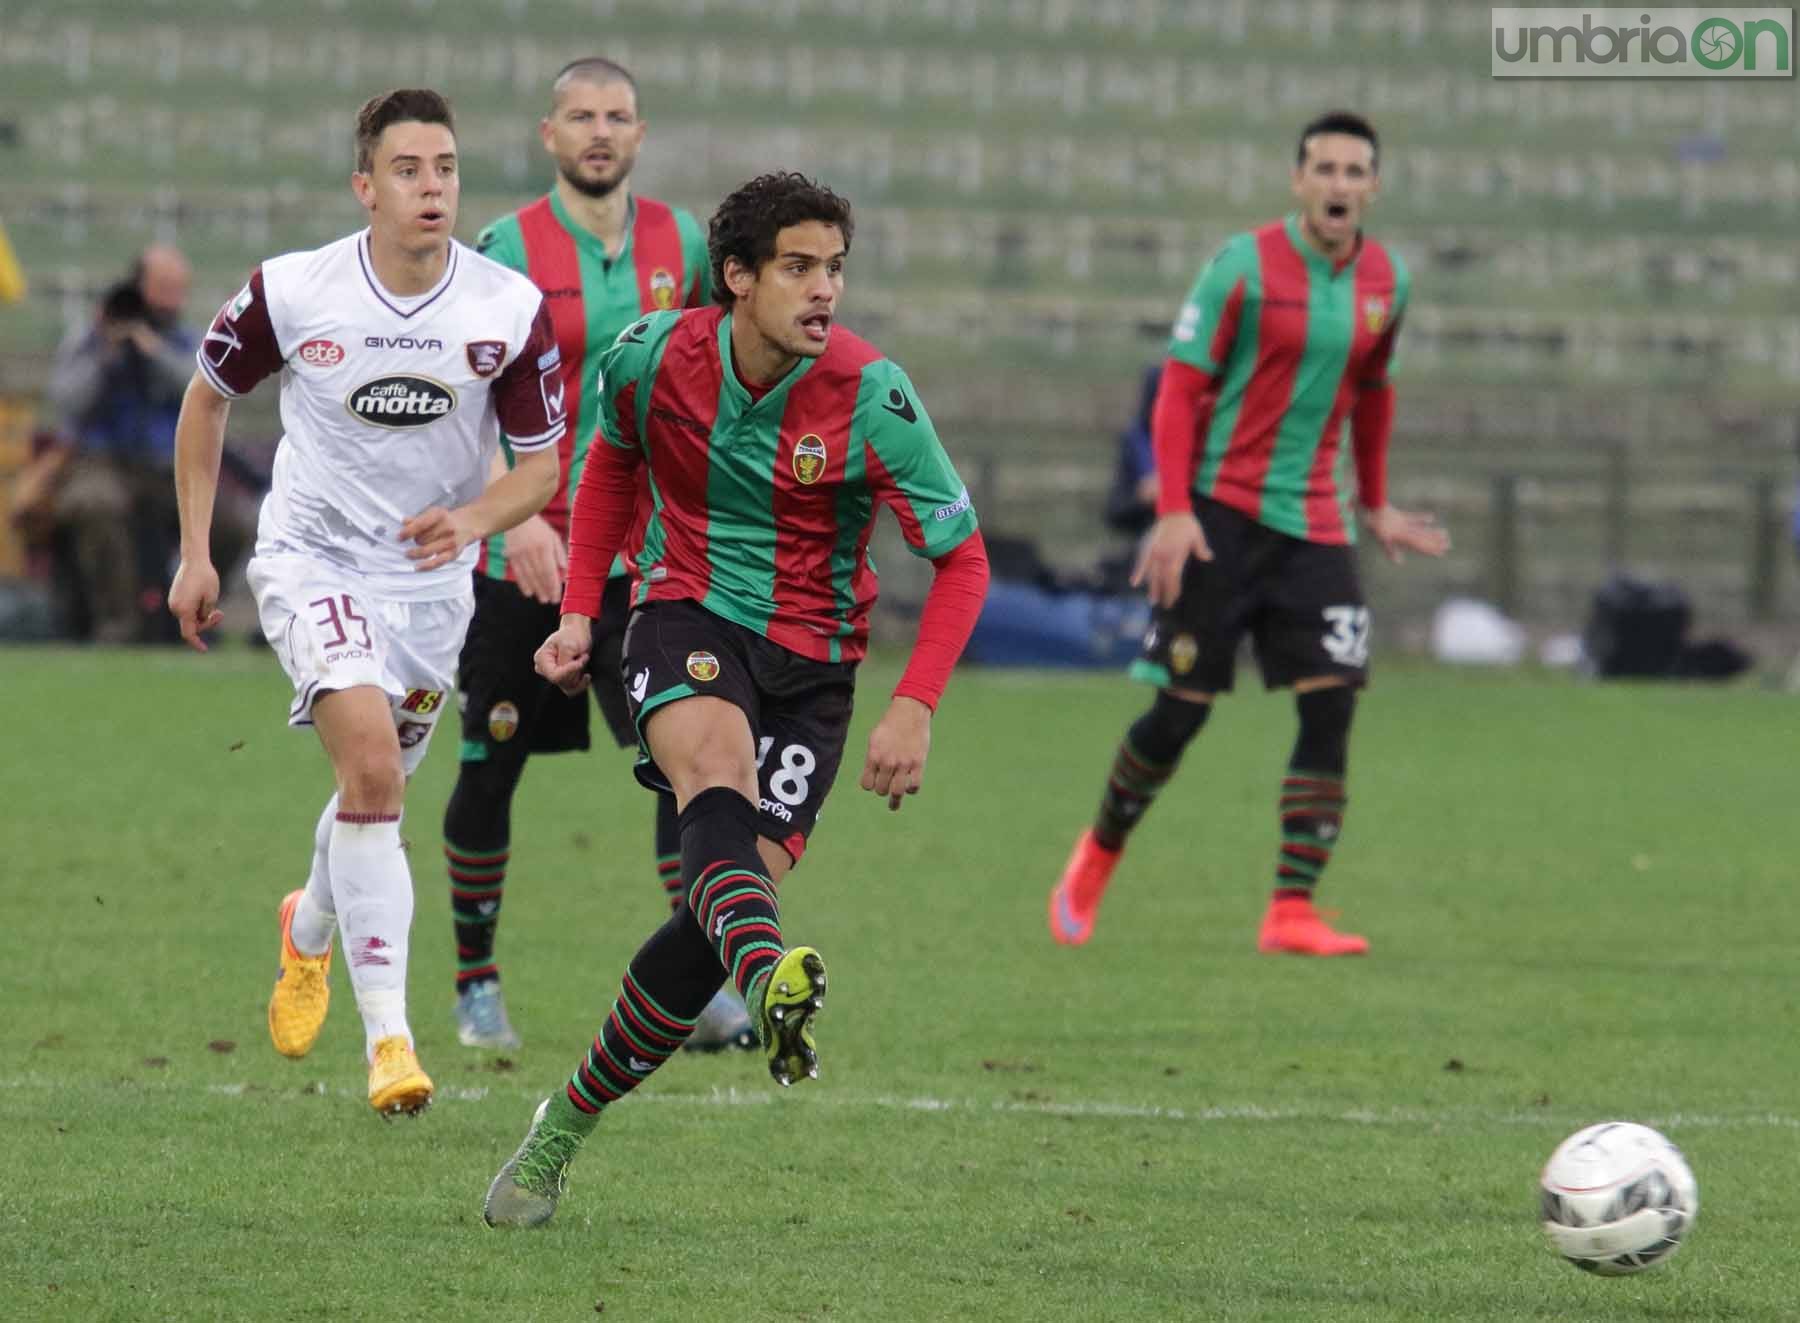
[1492,8,1793,76]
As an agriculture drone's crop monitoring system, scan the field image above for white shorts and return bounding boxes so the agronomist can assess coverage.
[247,553,473,775]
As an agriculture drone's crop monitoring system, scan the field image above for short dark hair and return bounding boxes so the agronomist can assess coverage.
[551,57,640,115]
[1296,110,1378,172]
[355,88,456,173]
[708,173,854,307]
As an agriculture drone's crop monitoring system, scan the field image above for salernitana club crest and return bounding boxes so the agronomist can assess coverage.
[792,434,827,485]
[650,268,677,310]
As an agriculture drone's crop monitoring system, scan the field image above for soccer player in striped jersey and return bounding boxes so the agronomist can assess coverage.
[483,172,990,1227]
[440,59,753,1054]
[1049,111,1449,957]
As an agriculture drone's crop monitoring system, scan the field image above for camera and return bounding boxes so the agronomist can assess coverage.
[100,279,148,325]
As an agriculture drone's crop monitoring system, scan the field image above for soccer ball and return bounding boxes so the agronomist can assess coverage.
[1539,1121,1698,1276]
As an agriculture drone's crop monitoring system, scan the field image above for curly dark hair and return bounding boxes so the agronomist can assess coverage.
[707,173,854,307]
[355,88,456,174]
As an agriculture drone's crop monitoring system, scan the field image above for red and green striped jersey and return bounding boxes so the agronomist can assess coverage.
[472,190,709,577]
[1169,214,1409,545]
[596,306,980,663]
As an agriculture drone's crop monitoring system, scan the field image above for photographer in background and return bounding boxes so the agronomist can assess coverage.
[47,245,245,642]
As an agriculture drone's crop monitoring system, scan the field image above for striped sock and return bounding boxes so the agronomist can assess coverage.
[558,964,701,1126]
[446,839,508,989]
[1274,770,1347,900]
[654,791,682,911]
[1093,737,1178,851]
[688,861,784,1013]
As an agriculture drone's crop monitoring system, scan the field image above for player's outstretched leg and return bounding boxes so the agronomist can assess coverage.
[485,905,719,1227]
[1257,684,1366,957]
[679,786,824,1084]
[1050,692,1210,945]
[445,750,526,1050]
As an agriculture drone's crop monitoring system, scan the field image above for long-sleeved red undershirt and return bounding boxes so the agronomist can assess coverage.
[1149,359,1218,518]
[1350,382,1393,511]
[893,531,988,711]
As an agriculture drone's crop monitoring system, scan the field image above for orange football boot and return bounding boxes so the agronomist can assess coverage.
[1257,895,1369,956]
[1048,830,1121,946]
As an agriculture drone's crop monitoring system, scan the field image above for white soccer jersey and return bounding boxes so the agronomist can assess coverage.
[198,230,566,599]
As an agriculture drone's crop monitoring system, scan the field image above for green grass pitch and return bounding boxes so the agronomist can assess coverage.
[2,643,1795,1320]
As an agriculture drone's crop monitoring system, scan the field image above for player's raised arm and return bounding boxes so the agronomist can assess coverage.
[856,363,990,810]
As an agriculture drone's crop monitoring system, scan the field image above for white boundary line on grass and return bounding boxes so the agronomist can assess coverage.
[5,1074,1796,1131]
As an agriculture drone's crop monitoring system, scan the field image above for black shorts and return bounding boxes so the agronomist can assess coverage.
[619,599,856,862]
[456,573,636,762]
[1131,496,1370,694]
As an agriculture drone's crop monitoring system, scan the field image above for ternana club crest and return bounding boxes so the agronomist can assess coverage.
[792,434,827,485]
[650,268,677,310]
[487,700,520,742]
[466,340,506,377]
[686,651,720,682]
[1362,297,1388,335]
[1169,633,1199,676]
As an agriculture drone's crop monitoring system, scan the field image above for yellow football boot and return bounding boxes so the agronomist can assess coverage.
[756,947,827,1088]
[268,890,331,1058]
[367,1035,434,1117]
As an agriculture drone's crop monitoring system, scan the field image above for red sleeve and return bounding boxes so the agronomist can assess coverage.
[493,299,567,451]
[893,530,990,711]
[1150,358,1218,517]
[197,267,284,397]
[1351,384,1393,511]
[560,436,642,618]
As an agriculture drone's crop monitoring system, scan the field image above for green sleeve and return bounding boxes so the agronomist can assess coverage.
[473,214,528,277]
[596,310,680,451]
[674,207,712,307]
[858,360,978,559]
[1167,233,1256,375]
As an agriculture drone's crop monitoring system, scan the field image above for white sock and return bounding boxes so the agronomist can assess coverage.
[289,794,339,957]
[329,812,415,1059]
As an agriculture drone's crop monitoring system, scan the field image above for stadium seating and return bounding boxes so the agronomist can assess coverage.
[3,0,1794,626]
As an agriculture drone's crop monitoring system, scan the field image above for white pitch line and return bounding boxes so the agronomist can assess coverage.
[4,1074,1797,1132]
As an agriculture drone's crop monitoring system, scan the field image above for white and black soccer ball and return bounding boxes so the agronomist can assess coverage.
[1539,1121,1698,1276]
